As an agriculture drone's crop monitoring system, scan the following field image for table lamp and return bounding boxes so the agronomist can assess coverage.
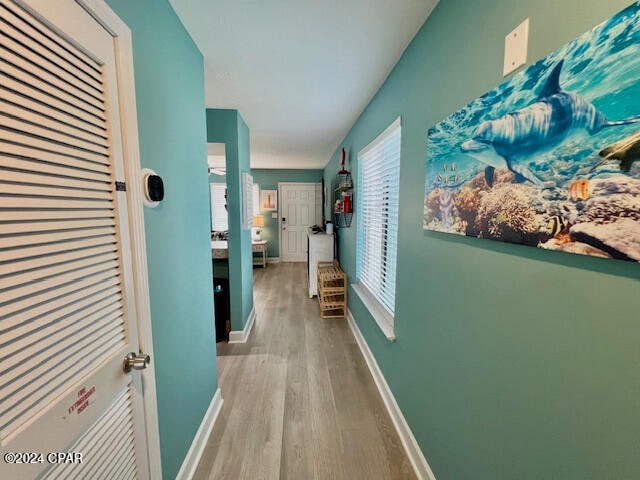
[252,214,265,241]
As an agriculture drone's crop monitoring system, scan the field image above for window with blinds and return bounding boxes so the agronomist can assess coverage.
[355,117,401,335]
[210,183,228,231]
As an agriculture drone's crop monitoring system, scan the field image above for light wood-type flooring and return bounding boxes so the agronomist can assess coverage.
[193,262,416,480]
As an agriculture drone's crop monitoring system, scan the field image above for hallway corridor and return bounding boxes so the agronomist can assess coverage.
[193,263,416,480]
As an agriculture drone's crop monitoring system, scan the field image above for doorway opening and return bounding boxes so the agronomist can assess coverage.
[208,143,230,343]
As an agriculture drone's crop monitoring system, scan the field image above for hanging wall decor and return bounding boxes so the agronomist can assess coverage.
[260,189,277,211]
[423,2,640,262]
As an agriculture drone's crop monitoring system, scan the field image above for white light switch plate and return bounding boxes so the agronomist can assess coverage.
[271,212,277,218]
[503,18,529,76]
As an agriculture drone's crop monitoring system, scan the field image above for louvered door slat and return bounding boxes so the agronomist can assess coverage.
[0,98,108,147]
[0,250,117,289]
[0,217,115,236]
[0,209,114,222]
[0,143,111,175]
[85,420,132,479]
[0,31,105,110]
[0,328,125,436]
[1,292,121,357]
[99,438,137,480]
[5,259,119,307]
[103,440,136,480]
[49,403,130,480]
[1,110,109,156]
[0,155,113,185]
[0,326,122,424]
[102,437,136,479]
[0,59,105,120]
[0,234,115,263]
[0,310,123,390]
[81,409,130,479]
[82,409,131,474]
[1,182,112,200]
[0,71,105,130]
[39,389,137,480]
[0,196,113,210]
[0,153,111,183]
[0,128,110,165]
[0,2,103,85]
[0,87,108,140]
[1,226,116,249]
[1,262,117,325]
[1,182,111,200]
[0,269,120,326]
[2,286,121,347]
[2,243,117,276]
[124,462,138,480]
[0,169,111,192]
[0,311,123,390]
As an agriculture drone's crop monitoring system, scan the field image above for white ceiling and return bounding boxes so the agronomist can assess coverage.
[169,0,439,169]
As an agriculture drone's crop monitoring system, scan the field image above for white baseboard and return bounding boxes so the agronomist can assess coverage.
[347,310,437,480]
[228,306,256,343]
[175,388,223,480]
[267,256,280,263]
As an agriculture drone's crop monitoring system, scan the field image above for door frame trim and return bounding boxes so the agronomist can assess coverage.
[75,2,161,478]
[278,182,320,262]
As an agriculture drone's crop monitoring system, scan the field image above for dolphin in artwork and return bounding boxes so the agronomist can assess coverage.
[461,60,640,186]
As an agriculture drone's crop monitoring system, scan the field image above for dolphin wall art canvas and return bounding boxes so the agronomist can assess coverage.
[423,1,640,263]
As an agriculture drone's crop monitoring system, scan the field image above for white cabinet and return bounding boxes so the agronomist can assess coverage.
[307,229,335,298]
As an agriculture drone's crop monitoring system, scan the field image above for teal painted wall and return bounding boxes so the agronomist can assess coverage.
[251,169,324,257]
[206,110,254,331]
[323,1,640,479]
[209,173,227,184]
[106,1,217,478]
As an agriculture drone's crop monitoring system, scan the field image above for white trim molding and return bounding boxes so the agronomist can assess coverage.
[347,310,437,480]
[352,283,395,341]
[228,306,256,343]
[267,256,281,264]
[175,388,224,480]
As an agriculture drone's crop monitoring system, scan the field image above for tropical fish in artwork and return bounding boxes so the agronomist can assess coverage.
[546,215,568,236]
[592,129,640,172]
[439,190,454,227]
[568,178,591,201]
[460,60,640,187]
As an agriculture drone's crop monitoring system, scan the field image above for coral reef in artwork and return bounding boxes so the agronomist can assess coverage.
[423,2,640,263]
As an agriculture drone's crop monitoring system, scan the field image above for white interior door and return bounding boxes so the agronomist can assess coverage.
[0,1,152,478]
[279,183,318,262]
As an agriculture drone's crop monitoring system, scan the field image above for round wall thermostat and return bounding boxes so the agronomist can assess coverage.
[141,168,164,208]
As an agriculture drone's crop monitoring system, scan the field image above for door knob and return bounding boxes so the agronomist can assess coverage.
[123,352,151,373]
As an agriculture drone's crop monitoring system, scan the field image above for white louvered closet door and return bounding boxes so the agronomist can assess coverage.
[0,1,150,479]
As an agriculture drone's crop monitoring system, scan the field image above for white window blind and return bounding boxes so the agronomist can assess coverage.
[356,117,401,317]
[210,183,228,231]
